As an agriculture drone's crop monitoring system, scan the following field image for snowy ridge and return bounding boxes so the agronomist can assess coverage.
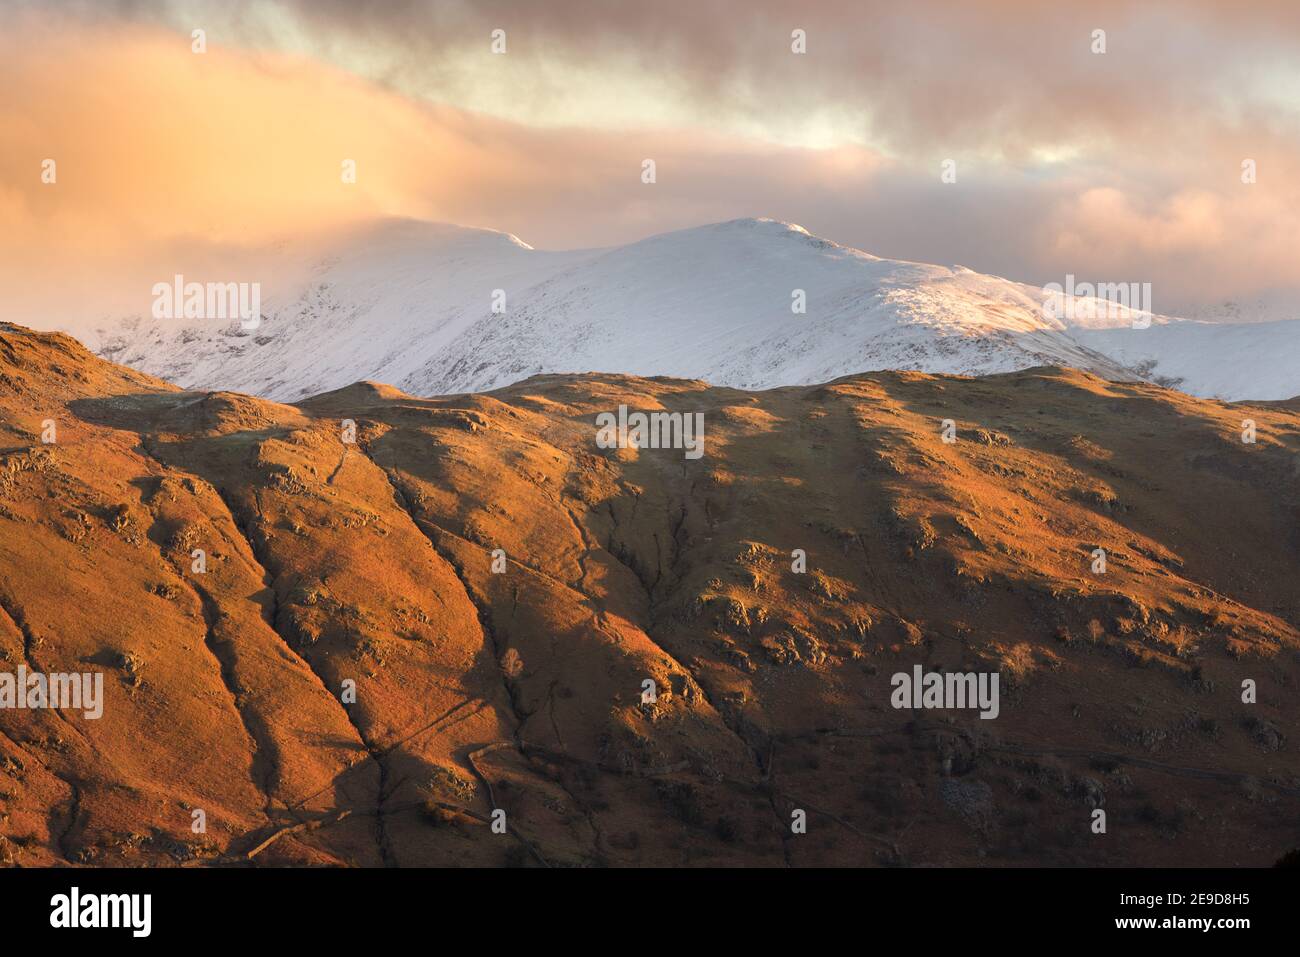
[87,217,1300,401]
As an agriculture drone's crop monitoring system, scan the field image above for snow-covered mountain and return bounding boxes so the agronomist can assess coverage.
[86,217,1300,402]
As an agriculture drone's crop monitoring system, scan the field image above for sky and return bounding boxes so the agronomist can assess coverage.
[3,0,1299,325]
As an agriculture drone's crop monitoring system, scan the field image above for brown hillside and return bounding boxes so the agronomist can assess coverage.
[0,322,1296,867]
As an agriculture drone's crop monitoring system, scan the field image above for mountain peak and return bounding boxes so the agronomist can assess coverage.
[81,218,1300,403]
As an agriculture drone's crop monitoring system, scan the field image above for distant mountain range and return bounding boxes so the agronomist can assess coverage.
[86,217,1300,401]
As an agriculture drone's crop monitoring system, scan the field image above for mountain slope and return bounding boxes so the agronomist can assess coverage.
[1,321,1297,867]
[86,217,1300,403]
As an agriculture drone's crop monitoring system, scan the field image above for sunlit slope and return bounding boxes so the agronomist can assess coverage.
[1,323,1297,866]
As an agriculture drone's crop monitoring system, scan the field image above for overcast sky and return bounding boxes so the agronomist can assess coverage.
[3,0,1299,323]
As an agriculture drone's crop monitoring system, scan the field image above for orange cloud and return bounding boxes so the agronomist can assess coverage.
[1,8,1297,330]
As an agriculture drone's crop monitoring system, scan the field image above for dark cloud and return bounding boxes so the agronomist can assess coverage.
[33,0,1297,159]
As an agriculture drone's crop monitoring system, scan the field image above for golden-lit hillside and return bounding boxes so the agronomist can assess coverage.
[0,322,1296,867]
